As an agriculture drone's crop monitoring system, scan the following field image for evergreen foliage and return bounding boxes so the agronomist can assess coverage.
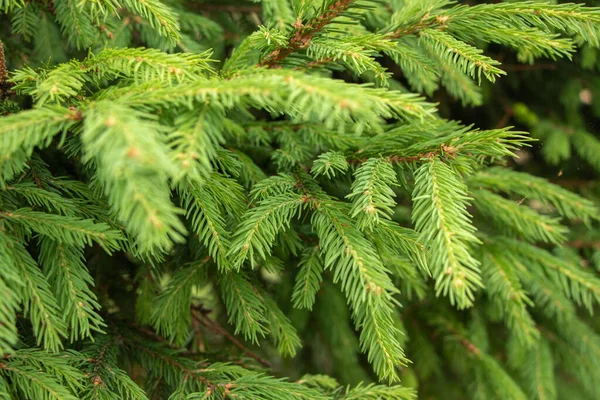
[1,0,600,398]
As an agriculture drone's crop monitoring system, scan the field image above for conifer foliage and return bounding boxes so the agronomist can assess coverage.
[1,0,600,398]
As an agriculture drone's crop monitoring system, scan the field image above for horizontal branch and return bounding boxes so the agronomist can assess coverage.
[349,151,438,165]
[191,307,271,367]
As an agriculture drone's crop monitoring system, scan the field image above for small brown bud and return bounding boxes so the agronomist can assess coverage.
[126,147,139,158]
[104,116,117,127]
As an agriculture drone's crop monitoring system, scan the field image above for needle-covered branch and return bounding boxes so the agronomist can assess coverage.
[2,0,600,398]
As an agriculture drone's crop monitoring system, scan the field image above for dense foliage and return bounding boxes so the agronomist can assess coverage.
[1,0,600,399]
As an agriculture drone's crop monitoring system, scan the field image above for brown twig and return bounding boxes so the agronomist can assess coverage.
[446,326,480,356]
[566,240,600,249]
[87,336,119,389]
[130,341,212,386]
[494,104,514,129]
[125,321,180,348]
[191,309,206,352]
[259,0,356,68]
[347,138,469,166]
[25,161,43,189]
[192,307,271,367]
[388,17,441,39]
[294,57,335,71]
[349,148,452,165]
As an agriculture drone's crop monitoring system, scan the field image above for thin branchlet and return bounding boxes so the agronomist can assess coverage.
[259,0,356,68]
[1,1,600,398]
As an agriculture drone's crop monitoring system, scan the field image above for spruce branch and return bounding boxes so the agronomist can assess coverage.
[39,239,106,341]
[2,0,600,396]
[447,2,600,47]
[259,288,302,357]
[481,245,539,347]
[346,157,398,231]
[572,130,600,174]
[472,189,568,245]
[515,338,556,400]
[169,109,223,185]
[311,151,349,178]
[121,334,302,398]
[0,0,24,13]
[385,1,600,48]
[0,107,80,181]
[193,373,329,400]
[0,209,123,252]
[81,336,150,399]
[496,238,600,312]
[104,69,436,128]
[88,47,216,84]
[10,5,40,41]
[341,383,416,400]
[567,240,600,250]
[0,363,78,400]
[305,35,392,83]
[386,38,439,94]
[179,179,235,271]
[82,102,186,253]
[432,314,481,356]
[259,0,356,68]
[121,333,212,389]
[351,124,528,164]
[292,245,324,310]
[229,192,305,268]
[121,0,181,44]
[538,320,600,398]
[0,236,21,354]
[419,29,505,83]
[371,221,429,274]
[309,193,407,382]
[469,167,599,223]
[514,264,577,322]
[2,182,81,217]
[388,17,438,40]
[412,157,482,309]
[0,233,67,352]
[349,152,436,166]
[431,314,528,399]
[218,272,269,343]
[54,0,95,49]
[151,259,208,345]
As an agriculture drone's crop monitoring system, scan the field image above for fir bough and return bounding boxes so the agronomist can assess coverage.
[1,0,600,399]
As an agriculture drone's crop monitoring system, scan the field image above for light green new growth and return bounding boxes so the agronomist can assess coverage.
[1,0,600,398]
[412,157,481,308]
